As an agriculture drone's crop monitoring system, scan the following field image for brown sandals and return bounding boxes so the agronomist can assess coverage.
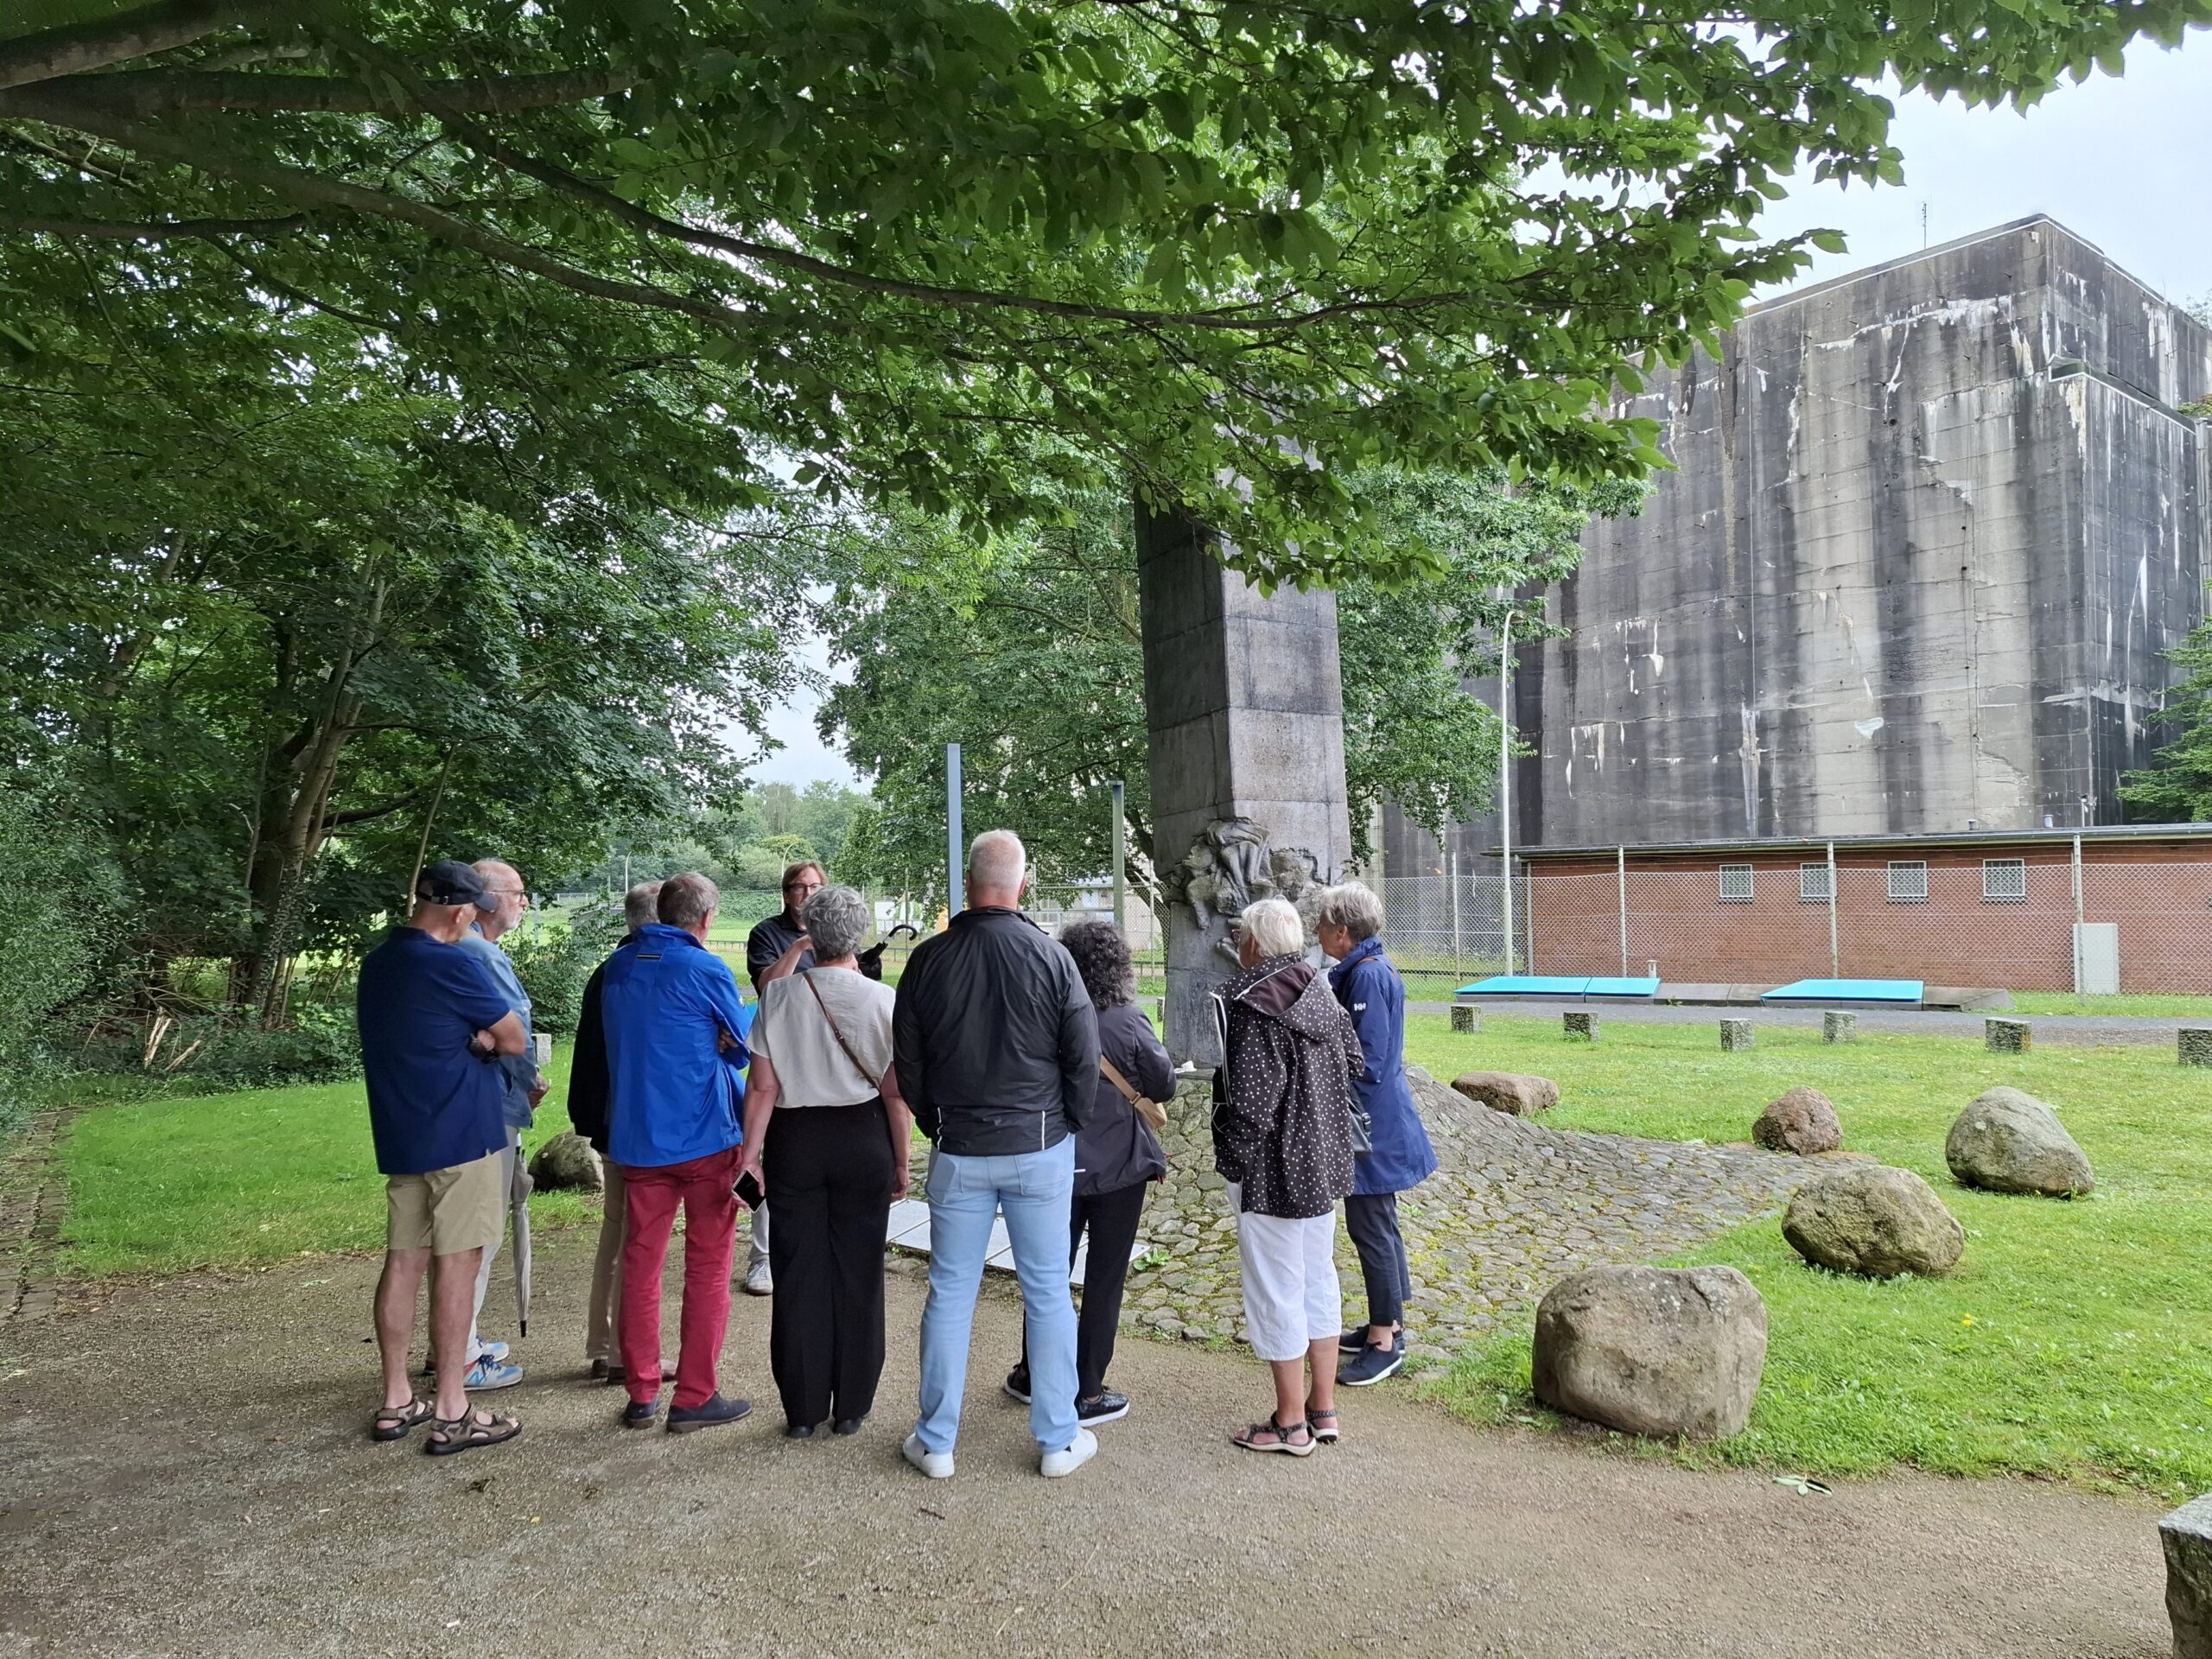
[371,1398,436,1442]
[1232,1415,1316,1456]
[424,1406,522,1457]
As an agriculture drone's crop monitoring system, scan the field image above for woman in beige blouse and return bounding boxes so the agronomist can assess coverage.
[738,886,912,1438]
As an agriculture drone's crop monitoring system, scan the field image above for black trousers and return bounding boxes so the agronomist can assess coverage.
[1020,1179,1149,1401]
[764,1098,895,1427]
[1344,1191,1411,1328]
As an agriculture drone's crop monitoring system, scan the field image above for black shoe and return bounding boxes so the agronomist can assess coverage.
[622,1397,662,1428]
[832,1415,868,1437]
[1076,1391,1130,1427]
[1338,1325,1367,1353]
[1003,1365,1032,1404]
[785,1421,817,1440]
[666,1393,753,1434]
[1338,1334,1406,1388]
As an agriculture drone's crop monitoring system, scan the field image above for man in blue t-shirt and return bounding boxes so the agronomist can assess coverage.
[601,870,756,1433]
[356,860,529,1456]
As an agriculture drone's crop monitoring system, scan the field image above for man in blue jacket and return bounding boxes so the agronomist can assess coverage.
[601,871,756,1433]
[1317,880,1437,1387]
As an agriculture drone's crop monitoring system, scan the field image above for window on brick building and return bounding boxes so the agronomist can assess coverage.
[1799,863,1832,903]
[1983,858,2027,901]
[1718,864,1754,902]
[1886,861,1929,902]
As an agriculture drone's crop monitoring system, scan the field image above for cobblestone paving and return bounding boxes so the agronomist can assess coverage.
[0,1104,78,1324]
[1117,1068,1815,1359]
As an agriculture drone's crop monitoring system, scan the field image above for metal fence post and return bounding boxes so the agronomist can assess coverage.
[1827,840,1838,978]
[2071,832,2084,999]
[1448,842,1464,978]
[1522,862,1534,975]
[1617,845,1628,976]
[945,742,964,918]
[1109,779,1126,932]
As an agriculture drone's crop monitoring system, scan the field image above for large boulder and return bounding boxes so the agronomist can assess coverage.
[1944,1086,2094,1197]
[527,1130,604,1192]
[1451,1071,1560,1116]
[1752,1086,1843,1156]
[1783,1165,1964,1278]
[1531,1265,1767,1440]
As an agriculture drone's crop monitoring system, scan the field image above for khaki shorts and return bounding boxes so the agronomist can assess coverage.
[385,1148,505,1255]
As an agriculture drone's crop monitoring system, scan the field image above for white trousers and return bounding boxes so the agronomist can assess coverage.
[1230,1182,1342,1362]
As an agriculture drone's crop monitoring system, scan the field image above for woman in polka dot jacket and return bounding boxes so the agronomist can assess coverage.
[1210,897,1362,1457]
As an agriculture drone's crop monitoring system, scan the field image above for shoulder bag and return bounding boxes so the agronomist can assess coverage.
[1099,1054,1170,1134]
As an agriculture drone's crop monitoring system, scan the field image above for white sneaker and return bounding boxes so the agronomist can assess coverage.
[742,1259,773,1296]
[901,1433,954,1479]
[1039,1428,1098,1479]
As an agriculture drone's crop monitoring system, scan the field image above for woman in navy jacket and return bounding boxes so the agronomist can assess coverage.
[1003,917,1172,1427]
[1317,881,1436,1385]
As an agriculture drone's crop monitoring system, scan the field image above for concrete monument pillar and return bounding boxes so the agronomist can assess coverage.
[1136,506,1353,1065]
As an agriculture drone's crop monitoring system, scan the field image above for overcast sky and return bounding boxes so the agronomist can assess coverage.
[747,30,2212,791]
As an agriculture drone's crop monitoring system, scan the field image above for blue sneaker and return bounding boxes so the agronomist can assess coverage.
[423,1339,510,1377]
[461,1357,524,1391]
[1337,1335,1405,1388]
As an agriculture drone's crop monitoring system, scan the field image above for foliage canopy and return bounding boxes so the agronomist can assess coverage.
[7,0,2200,586]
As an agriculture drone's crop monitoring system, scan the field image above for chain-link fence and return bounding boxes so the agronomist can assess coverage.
[703,857,2209,1000]
[1464,857,2212,995]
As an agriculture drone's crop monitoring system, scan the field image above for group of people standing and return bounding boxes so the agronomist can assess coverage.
[353,829,1434,1472]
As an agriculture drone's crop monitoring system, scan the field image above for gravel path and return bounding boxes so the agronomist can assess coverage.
[1122,1075,1809,1357]
[1415,998,2200,1047]
[0,1246,2167,1659]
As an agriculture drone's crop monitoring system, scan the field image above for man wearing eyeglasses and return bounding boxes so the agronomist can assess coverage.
[738,860,825,1294]
[445,855,547,1388]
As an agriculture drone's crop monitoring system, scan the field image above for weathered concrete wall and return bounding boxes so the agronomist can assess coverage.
[1515,216,2211,849]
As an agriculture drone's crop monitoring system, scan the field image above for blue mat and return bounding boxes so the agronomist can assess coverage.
[1456,975,1661,1000]
[1763,977,1923,1004]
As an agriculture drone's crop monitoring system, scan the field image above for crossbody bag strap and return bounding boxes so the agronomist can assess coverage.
[1098,1054,1142,1104]
[799,969,878,1094]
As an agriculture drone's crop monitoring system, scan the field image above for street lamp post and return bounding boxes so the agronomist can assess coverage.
[1497,609,1517,976]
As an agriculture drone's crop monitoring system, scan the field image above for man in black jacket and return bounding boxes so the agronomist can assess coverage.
[894,830,1101,1481]
[568,880,661,1381]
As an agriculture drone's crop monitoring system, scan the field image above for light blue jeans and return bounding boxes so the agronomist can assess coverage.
[914,1136,1079,1455]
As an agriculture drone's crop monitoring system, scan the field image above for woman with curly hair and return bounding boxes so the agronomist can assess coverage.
[1003,916,1171,1428]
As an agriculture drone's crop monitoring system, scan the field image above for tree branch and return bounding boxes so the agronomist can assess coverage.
[3,92,765,334]
[0,65,632,118]
[0,0,283,92]
[320,24,1494,338]
[0,211,308,240]
[322,787,428,828]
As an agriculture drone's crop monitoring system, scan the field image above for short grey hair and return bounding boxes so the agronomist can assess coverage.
[968,828,1026,894]
[1239,896,1306,960]
[657,871,719,930]
[623,880,664,931]
[801,885,871,961]
[1316,880,1385,942]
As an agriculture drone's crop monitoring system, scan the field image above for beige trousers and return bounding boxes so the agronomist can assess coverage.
[585,1158,628,1363]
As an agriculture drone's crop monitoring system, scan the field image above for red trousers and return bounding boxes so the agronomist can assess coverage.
[618,1145,740,1409]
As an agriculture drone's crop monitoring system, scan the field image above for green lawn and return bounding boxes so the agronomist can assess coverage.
[1403,1015,2212,1499]
[58,1055,600,1279]
[2006,991,2212,1019]
[48,1005,2212,1499]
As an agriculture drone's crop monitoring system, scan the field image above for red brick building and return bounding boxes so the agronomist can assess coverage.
[1517,826,2212,994]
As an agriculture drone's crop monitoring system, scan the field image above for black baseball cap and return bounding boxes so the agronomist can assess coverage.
[416,860,498,912]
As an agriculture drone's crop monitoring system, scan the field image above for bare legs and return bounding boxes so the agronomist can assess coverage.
[1271,1335,1338,1428]
[374,1244,484,1421]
